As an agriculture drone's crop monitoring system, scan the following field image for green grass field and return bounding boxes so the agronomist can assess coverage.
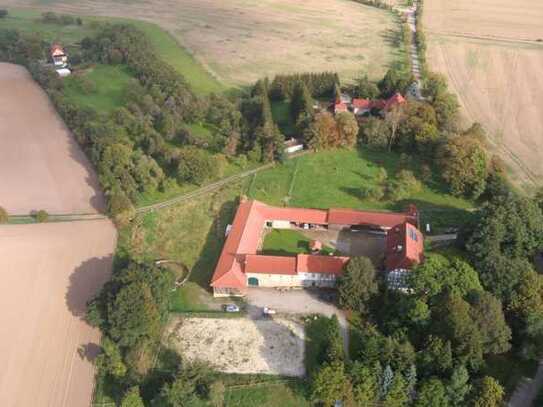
[63,64,133,112]
[0,9,224,95]
[261,229,334,256]
[271,101,296,137]
[248,149,472,215]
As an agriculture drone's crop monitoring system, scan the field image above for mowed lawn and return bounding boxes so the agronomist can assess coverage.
[63,64,133,113]
[0,9,222,95]
[248,149,472,212]
[261,229,333,256]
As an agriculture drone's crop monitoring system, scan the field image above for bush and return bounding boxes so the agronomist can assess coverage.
[109,192,136,226]
[360,184,385,201]
[34,210,49,223]
[0,206,8,223]
[387,170,422,201]
[176,147,218,185]
[0,9,8,18]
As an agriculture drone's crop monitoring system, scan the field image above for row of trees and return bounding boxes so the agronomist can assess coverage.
[269,72,339,101]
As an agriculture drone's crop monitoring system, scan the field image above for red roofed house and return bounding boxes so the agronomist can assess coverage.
[383,92,407,112]
[352,98,372,115]
[333,102,349,114]
[51,44,68,67]
[210,199,423,297]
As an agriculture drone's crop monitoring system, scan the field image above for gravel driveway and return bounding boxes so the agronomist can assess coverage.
[246,288,349,358]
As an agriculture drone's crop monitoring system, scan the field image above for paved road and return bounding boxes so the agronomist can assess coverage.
[245,288,350,359]
[508,360,543,407]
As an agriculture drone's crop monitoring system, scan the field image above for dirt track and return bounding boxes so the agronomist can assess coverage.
[0,63,105,214]
[0,220,116,407]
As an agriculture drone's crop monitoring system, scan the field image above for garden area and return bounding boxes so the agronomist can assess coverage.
[63,64,133,112]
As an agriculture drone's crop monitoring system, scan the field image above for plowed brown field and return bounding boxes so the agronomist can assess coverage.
[0,63,116,407]
[0,221,116,407]
[0,63,104,214]
[423,0,543,188]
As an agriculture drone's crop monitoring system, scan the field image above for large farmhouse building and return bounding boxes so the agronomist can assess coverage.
[210,199,423,297]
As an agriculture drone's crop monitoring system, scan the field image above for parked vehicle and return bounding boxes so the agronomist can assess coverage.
[224,304,240,313]
[263,307,276,315]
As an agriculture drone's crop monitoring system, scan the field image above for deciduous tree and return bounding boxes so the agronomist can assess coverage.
[338,256,378,313]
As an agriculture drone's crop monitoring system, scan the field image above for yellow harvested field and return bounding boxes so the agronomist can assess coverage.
[424,0,543,188]
[4,0,401,84]
[424,0,543,40]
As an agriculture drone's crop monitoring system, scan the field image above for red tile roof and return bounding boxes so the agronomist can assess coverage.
[334,102,348,113]
[328,208,416,229]
[211,199,422,291]
[296,254,349,275]
[385,222,424,270]
[352,98,371,109]
[260,206,328,225]
[384,92,407,111]
[51,44,65,56]
[245,255,297,275]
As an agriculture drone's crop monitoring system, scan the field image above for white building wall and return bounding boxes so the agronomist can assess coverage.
[246,273,300,287]
[271,220,291,229]
[246,272,338,288]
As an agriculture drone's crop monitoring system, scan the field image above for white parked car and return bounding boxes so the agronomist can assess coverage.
[263,307,276,315]
[224,304,240,313]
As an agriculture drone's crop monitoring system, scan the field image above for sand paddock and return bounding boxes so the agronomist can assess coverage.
[0,220,116,407]
[0,63,105,214]
[167,317,305,377]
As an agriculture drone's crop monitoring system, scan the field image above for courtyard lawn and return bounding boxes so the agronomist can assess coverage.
[0,9,224,95]
[261,229,334,256]
[63,64,133,113]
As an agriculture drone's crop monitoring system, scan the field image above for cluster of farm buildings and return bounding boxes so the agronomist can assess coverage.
[333,92,407,116]
[211,198,423,297]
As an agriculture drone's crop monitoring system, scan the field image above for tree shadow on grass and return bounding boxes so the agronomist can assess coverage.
[65,255,114,319]
[188,197,240,291]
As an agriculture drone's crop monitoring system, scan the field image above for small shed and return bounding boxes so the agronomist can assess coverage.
[309,240,322,253]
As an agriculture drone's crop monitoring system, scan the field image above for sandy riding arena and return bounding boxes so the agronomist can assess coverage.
[0,63,105,214]
[423,0,543,188]
[0,220,116,407]
[167,317,305,377]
